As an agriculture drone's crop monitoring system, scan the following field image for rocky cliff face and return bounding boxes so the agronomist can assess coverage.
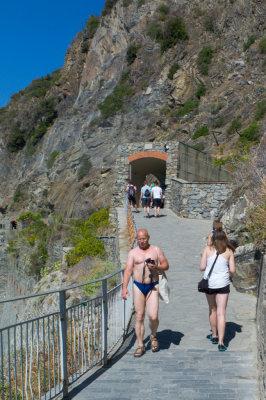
[0,0,265,218]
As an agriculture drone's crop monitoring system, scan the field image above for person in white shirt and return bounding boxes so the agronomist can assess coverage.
[151,181,163,217]
[200,228,236,351]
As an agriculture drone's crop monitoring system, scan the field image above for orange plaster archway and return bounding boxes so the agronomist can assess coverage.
[128,151,168,163]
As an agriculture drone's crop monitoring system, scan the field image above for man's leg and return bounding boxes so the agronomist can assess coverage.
[133,284,146,347]
[143,206,147,217]
[146,287,159,337]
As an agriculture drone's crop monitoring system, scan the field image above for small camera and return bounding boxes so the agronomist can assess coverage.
[145,258,155,265]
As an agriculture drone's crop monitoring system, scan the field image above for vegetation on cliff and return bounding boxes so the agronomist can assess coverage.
[8,208,112,277]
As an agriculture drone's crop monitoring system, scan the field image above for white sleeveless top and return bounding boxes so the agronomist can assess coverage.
[204,251,230,289]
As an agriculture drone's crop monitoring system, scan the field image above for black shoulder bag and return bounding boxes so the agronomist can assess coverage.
[198,253,219,293]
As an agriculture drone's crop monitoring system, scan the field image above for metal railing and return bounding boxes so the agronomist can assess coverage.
[0,270,134,399]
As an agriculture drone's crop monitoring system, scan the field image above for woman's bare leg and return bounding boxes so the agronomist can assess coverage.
[216,293,229,345]
[206,294,217,338]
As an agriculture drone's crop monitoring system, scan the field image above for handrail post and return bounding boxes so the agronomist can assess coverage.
[122,271,126,339]
[102,279,108,366]
[59,290,68,398]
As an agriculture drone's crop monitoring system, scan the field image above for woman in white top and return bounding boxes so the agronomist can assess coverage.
[200,229,236,351]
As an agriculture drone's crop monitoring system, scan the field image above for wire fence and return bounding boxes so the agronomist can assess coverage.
[0,271,134,400]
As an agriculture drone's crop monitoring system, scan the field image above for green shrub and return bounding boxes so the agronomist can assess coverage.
[85,15,100,38]
[42,189,48,197]
[243,35,257,51]
[78,155,92,179]
[197,46,213,75]
[98,83,133,118]
[101,0,118,16]
[254,99,266,121]
[227,118,242,135]
[137,0,145,7]
[123,0,132,6]
[30,98,58,145]
[24,70,61,98]
[66,237,105,265]
[178,99,199,117]
[47,150,60,168]
[259,37,266,54]
[147,23,163,41]
[213,117,225,128]
[89,207,110,228]
[168,63,180,79]
[147,17,188,53]
[160,17,189,53]
[66,208,110,266]
[13,189,24,203]
[99,78,104,88]
[240,123,260,144]
[31,122,48,145]
[203,18,215,32]
[8,126,26,152]
[126,44,141,65]
[158,3,169,20]
[195,84,206,99]
[81,41,89,53]
[192,125,210,140]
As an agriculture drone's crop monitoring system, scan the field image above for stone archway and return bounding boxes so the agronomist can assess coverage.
[112,142,179,207]
[128,152,167,203]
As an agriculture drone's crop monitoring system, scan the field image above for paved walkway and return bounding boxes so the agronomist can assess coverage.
[68,209,259,400]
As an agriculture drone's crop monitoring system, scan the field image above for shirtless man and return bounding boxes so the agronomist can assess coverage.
[121,229,169,357]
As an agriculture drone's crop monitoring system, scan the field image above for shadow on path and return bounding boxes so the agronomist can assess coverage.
[67,314,136,399]
[224,321,242,347]
[144,329,184,350]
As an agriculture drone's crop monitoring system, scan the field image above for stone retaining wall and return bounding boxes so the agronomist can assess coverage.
[257,252,266,399]
[169,178,233,219]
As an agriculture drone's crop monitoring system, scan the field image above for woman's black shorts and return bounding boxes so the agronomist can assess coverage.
[207,285,230,295]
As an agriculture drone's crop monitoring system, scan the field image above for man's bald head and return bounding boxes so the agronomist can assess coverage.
[137,228,149,238]
[136,229,150,249]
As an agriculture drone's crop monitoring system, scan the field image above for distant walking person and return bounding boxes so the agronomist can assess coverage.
[200,228,236,351]
[126,180,139,213]
[207,221,228,246]
[151,181,163,217]
[140,181,151,218]
[122,229,169,357]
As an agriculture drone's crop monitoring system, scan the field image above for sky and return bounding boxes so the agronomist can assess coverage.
[0,0,106,108]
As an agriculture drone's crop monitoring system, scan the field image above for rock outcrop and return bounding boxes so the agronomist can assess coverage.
[0,0,265,218]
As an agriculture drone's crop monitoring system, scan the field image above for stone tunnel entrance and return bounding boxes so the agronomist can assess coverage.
[129,152,167,203]
[112,143,179,207]
[112,141,232,208]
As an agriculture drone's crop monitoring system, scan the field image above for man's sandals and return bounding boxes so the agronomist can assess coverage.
[150,334,160,352]
[134,346,146,357]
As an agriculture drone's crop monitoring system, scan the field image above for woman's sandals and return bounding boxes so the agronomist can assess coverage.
[134,346,146,357]
[150,334,160,352]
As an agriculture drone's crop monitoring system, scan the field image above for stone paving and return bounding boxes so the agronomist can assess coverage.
[68,209,259,400]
